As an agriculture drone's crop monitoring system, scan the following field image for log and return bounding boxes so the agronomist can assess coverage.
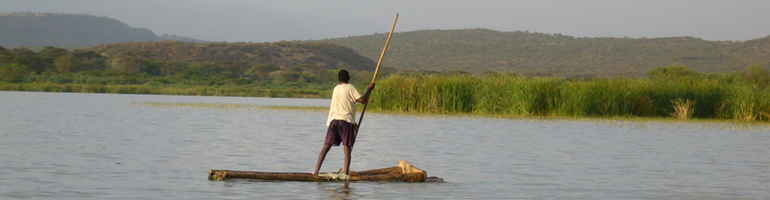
[208,159,431,182]
[208,169,426,182]
[208,170,333,181]
[355,172,426,182]
[356,166,402,176]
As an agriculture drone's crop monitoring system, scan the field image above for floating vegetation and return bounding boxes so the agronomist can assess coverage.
[130,102,260,110]
[130,102,328,113]
[260,106,327,112]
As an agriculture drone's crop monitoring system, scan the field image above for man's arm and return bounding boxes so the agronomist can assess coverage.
[356,83,376,104]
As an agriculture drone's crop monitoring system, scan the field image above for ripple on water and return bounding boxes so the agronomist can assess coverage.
[1,91,770,199]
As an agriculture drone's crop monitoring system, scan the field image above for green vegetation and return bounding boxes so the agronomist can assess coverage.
[0,82,330,98]
[2,26,769,123]
[325,29,770,77]
[85,40,375,72]
[0,41,380,98]
[368,66,770,121]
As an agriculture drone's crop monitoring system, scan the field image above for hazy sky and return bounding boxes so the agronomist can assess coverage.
[2,0,769,42]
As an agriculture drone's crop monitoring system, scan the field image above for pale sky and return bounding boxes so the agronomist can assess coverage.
[2,0,769,42]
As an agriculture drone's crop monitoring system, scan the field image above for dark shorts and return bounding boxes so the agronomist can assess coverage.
[325,120,356,147]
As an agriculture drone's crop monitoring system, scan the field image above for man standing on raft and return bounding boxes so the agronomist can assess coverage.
[313,69,375,176]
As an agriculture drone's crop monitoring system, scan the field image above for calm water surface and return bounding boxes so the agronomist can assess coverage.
[1,91,769,199]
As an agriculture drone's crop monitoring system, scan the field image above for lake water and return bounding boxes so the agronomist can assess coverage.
[1,91,769,199]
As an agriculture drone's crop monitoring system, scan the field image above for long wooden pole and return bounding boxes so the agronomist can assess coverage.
[356,13,398,138]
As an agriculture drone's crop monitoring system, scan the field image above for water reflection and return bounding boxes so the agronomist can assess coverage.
[319,182,355,200]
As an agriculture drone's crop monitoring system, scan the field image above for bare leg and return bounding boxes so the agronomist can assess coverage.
[313,144,332,176]
[343,145,353,175]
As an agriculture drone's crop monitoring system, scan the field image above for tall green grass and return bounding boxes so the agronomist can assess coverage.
[368,73,770,121]
[728,84,770,121]
[474,75,563,116]
[371,74,477,113]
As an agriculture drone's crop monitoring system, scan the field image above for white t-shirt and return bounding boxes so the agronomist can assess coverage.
[327,83,363,127]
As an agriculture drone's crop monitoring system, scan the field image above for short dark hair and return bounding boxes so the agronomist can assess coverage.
[338,70,350,83]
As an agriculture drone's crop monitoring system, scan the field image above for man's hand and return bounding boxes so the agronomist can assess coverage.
[357,83,376,104]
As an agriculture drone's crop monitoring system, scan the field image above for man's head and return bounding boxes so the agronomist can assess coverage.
[338,70,350,83]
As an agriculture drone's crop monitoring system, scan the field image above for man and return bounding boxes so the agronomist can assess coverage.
[313,69,375,176]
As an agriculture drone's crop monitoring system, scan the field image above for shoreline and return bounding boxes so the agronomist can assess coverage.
[129,100,770,129]
[0,82,331,99]
[5,82,770,127]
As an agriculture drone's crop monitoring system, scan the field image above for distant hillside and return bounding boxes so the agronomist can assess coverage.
[159,34,208,43]
[1,40,376,86]
[0,12,204,47]
[325,29,770,77]
[85,41,375,71]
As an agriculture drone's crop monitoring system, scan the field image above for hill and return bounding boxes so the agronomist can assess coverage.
[324,29,770,77]
[85,41,375,72]
[0,12,204,47]
[1,40,377,88]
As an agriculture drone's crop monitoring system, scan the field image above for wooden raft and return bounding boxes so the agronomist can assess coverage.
[209,160,429,182]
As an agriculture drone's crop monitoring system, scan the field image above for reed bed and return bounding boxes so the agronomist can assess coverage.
[368,74,770,121]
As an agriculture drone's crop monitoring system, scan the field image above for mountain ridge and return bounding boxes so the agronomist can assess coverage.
[324,29,770,77]
[0,12,204,47]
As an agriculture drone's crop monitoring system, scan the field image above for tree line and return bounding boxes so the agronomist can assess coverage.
[0,41,382,89]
